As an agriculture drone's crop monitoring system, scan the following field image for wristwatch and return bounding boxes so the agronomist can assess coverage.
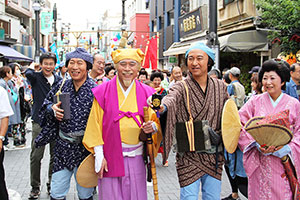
[0,136,5,141]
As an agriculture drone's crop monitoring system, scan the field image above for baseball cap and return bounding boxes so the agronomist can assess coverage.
[249,66,260,74]
[229,67,241,76]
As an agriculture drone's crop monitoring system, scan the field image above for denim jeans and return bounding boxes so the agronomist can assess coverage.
[50,167,94,199]
[180,174,221,200]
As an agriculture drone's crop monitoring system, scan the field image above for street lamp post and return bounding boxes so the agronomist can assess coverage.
[121,0,127,30]
[33,1,41,63]
[207,0,220,69]
[53,3,57,43]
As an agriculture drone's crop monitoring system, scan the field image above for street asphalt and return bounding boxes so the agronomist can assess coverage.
[3,121,246,200]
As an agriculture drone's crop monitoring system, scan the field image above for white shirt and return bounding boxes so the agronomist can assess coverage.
[46,75,54,86]
[0,87,14,126]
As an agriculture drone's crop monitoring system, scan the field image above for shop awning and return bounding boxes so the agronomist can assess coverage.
[219,30,269,52]
[0,45,33,61]
[163,30,269,56]
[163,38,206,57]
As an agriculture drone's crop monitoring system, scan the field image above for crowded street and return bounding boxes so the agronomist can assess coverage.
[1,0,300,200]
[3,121,243,200]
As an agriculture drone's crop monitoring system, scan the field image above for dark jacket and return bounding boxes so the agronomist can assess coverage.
[25,68,61,124]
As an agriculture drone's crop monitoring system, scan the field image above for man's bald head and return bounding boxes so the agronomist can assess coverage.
[92,53,105,76]
[172,66,183,82]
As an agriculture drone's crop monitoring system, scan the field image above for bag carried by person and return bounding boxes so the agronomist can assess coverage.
[175,81,221,153]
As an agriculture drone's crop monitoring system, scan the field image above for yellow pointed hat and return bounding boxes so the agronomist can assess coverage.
[221,99,242,153]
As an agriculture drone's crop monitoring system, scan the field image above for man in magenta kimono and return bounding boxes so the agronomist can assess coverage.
[83,48,162,200]
[239,59,300,199]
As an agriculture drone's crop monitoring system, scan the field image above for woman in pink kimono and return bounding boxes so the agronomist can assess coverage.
[238,59,300,199]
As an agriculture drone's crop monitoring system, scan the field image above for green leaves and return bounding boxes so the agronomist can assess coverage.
[255,0,300,54]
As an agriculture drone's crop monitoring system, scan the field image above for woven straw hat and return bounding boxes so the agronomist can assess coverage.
[245,110,293,147]
[221,99,242,153]
[76,154,98,188]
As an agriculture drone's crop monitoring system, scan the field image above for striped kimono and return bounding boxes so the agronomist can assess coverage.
[162,73,228,187]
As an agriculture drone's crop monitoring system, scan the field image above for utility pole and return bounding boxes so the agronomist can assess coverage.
[207,0,220,69]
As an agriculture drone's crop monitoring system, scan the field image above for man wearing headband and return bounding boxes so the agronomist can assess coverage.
[35,48,96,200]
[83,48,162,200]
[159,42,228,199]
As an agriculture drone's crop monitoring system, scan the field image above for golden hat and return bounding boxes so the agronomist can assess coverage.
[111,48,145,64]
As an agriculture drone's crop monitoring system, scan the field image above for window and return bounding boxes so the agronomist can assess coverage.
[22,0,30,10]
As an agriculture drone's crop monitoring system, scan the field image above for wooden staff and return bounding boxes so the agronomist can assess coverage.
[143,107,159,200]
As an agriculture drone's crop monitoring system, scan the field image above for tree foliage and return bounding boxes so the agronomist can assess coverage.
[255,0,300,54]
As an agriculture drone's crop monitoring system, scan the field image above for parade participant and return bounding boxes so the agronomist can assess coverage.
[83,48,162,200]
[239,59,300,199]
[158,42,228,199]
[138,68,148,83]
[0,86,14,200]
[89,53,108,84]
[35,48,96,200]
[25,52,62,199]
[150,70,168,98]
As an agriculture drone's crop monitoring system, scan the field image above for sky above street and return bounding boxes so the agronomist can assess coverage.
[51,0,122,30]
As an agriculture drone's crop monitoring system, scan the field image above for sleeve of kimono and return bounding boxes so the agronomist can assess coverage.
[35,83,61,147]
[148,108,163,158]
[83,99,105,154]
[238,96,257,152]
[161,82,184,163]
[286,99,300,178]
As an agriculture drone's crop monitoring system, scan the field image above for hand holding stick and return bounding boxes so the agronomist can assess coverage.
[143,107,159,200]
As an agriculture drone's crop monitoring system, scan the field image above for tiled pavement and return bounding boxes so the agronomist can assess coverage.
[3,121,246,200]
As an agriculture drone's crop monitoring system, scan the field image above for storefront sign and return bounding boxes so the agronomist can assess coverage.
[168,56,177,63]
[178,8,202,38]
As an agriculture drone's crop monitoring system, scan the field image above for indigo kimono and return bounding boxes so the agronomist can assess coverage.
[35,76,96,173]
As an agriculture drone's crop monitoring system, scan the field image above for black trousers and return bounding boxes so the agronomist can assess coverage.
[224,165,248,198]
[0,149,9,200]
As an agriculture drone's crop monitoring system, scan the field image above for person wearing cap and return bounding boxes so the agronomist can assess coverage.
[35,48,97,200]
[156,42,228,199]
[25,52,62,199]
[57,62,70,80]
[238,59,300,199]
[285,63,300,100]
[249,66,260,78]
[223,67,248,200]
[227,67,246,109]
[83,48,162,200]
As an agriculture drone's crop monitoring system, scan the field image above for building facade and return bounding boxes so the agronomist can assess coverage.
[150,0,270,70]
